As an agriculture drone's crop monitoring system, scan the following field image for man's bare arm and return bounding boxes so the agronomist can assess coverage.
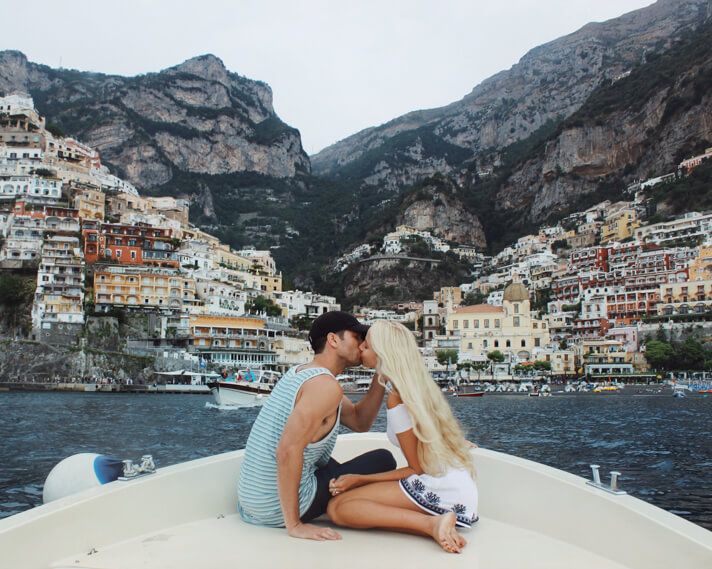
[276,375,343,540]
[340,373,386,432]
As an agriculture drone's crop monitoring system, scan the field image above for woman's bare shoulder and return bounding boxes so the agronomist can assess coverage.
[386,390,403,409]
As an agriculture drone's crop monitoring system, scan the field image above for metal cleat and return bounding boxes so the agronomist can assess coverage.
[586,464,626,495]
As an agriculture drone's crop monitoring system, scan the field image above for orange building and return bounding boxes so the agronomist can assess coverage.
[82,222,179,268]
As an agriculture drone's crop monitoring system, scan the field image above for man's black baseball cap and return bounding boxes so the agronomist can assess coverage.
[308,311,370,350]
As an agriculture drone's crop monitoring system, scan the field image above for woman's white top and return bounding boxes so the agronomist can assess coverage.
[386,403,478,528]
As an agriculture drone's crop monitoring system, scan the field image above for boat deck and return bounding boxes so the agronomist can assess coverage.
[52,513,628,569]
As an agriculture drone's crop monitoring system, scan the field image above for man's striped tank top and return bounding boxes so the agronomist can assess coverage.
[237,365,341,527]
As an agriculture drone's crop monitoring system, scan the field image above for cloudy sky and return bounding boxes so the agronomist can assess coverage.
[2,0,654,154]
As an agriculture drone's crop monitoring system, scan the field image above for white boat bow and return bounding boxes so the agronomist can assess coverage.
[0,433,710,569]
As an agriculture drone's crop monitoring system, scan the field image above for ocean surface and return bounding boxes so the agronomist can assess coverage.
[0,391,710,530]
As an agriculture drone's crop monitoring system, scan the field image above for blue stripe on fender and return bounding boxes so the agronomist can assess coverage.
[93,455,124,484]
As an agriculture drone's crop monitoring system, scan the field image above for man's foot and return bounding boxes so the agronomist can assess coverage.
[430,513,464,553]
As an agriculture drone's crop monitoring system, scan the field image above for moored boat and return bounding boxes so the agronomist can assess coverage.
[454,390,485,398]
[207,369,280,407]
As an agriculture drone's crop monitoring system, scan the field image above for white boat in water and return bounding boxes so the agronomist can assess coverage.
[207,370,280,407]
[1,433,710,569]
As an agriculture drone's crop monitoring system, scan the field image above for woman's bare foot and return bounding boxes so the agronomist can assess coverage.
[430,513,463,553]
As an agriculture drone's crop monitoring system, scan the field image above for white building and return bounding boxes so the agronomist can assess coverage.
[0,215,44,261]
[194,279,247,316]
[273,290,340,319]
[0,175,62,200]
[635,212,712,246]
[89,166,139,196]
[32,235,85,343]
[487,290,504,306]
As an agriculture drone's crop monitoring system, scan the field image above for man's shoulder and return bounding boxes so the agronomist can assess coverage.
[296,373,342,405]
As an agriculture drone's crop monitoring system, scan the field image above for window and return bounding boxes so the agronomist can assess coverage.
[521,340,526,347]
[495,319,501,328]
[483,340,488,348]
[514,304,519,314]
[463,320,469,329]
[506,340,511,347]
[513,317,520,327]
[494,340,499,347]
[484,319,490,328]
[535,338,541,347]
[474,320,479,328]
[453,320,459,329]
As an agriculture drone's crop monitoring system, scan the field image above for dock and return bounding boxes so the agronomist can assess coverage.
[0,382,210,394]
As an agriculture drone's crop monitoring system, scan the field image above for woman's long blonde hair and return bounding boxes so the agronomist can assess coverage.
[369,320,475,478]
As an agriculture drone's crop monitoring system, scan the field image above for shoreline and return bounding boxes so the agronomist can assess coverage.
[0,382,209,394]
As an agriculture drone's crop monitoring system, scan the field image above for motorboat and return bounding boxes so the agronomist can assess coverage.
[453,390,485,398]
[593,385,620,394]
[207,369,280,407]
[1,433,710,569]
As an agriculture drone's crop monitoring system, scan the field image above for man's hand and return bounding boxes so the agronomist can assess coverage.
[329,474,366,495]
[287,522,342,541]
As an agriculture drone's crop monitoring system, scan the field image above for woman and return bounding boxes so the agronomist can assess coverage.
[326,320,477,553]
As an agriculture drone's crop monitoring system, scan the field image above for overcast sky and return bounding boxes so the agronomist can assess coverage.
[1,0,654,154]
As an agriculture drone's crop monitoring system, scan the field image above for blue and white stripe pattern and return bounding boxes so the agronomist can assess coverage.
[237,366,340,527]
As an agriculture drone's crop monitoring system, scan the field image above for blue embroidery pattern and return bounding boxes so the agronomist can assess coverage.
[400,477,478,527]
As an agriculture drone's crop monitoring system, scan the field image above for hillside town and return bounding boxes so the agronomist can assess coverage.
[1,93,711,384]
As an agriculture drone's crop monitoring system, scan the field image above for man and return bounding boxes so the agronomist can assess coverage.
[237,311,395,540]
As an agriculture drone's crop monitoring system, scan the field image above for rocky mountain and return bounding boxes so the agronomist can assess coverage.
[310,0,712,256]
[313,0,710,181]
[495,17,712,230]
[2,0,711,303]
[396,176,486,248]
[0,51,311,253]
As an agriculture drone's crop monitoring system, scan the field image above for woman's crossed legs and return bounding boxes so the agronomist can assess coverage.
[326,481,466,553]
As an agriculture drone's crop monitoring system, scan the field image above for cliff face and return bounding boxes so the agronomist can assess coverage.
[312,0,711,193]
[496,19,712,225]
[397,178,486,248]
[0,52,310,188]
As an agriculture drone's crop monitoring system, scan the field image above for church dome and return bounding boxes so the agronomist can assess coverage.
[503,282,529,302]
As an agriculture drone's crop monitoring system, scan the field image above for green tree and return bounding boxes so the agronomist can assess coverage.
[470,362,489,380]
[245,295,283,317]
[436,349,459,368]
[533,360,552,371]
[487,350,505,363]
[676,337,706,370]
[290,314,314,331]
[644,340,675,370]
[462,290,487,306]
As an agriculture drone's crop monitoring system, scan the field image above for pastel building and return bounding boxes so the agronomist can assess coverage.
[94,266,197,312]
[448,283,550,362]
[188,314,282,367]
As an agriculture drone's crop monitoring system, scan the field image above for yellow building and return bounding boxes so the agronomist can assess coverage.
[106,193,148,218]
[189,314,281,367]
[94,266,197,310]
[259,274,283,295]
[434,286,462,307]
[72,186,105,221]
[657,280,712,316]
[180,227,222,247]
[689,245,712,281]
[447,283,550,360]
[601,208,640,244]
[213,244,252,271]
[580,339,633,376]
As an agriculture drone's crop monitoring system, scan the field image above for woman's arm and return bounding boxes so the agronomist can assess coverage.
[331,396,423,495]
